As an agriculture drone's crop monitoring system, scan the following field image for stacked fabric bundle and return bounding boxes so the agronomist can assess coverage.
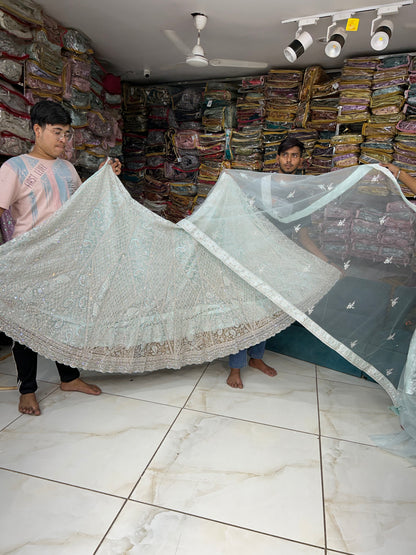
[163,87,204,222]
[197,82,235,195]
[230,128,263,170]
[351,202,415,266]
[61,29,122,176]
[378,200,416,266]
[405,56,416,120]
[309,97,338,133]
[197,132,227,195]
[0,5,34,155]
[262,69,303,171]
[121,84,147,200]
[231,76,265,171]
[25,24,64,104]
[202,81,237,133]
[141,86,172,216]
[165,128,200,223]
[393,119,416,196]
[331,133,363,169]
[264,69,303,126]
[236,76,265,129]
[389,55,416,196]
[0,0,123,180]
[295,65,329,129]
[309,139,334,175]
[360,55,409,165]
[171,86,203,130]
[338,57,378,129]
[317,189,416,268]
[317,203,355,261]
[0,79,32,155]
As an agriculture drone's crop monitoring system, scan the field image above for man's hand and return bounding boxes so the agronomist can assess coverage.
[99,158,122,175]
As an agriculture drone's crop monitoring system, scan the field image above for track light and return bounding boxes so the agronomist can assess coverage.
[325,26,347,58]
[282,2,412,60]
[284,30,313,63]
[370,19,393,50]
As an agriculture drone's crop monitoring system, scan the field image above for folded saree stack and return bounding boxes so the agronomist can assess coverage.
[315,172,416,267]
[197,82,236,195]
[394,119,416,197]
[309,138,334,175]
[164,87,203,222]
[309,69,339,138]
[139,86,172,217]
[337,57,377,128]
[0,5,32,156]
[359,56,408,166]
[165,126,200,223]
[231,76,265,171]
[331,133,363,169]
[121,84,147,200]
[263,69,303,171]
[389,55,416,197]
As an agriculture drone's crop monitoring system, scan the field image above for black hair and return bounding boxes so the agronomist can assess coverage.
[30,100,72,130]
[278,137,305,156]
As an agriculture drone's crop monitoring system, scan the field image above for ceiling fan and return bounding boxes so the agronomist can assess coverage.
[164,13,268,69]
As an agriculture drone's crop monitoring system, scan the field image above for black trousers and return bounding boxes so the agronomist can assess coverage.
[12,342,80,394]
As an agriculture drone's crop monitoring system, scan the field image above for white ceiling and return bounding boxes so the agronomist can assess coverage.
[34,0,416,83]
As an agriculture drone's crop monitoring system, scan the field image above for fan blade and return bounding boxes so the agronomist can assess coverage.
[209,58,268,68]
[163,30,192,56]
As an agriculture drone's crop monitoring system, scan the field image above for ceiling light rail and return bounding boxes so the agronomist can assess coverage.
[282,1,413,62]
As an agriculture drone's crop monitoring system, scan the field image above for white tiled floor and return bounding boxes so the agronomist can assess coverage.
[1,344,415,554]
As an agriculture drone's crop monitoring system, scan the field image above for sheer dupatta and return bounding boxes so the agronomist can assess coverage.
[0,162,415,454]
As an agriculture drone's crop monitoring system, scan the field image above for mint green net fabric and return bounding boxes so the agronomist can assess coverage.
[0,162,415,447]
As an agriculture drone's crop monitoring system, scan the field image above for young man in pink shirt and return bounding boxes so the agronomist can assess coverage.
[0,100,121,415]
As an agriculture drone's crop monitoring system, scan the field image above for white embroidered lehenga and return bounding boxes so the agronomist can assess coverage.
[1,163,415,455]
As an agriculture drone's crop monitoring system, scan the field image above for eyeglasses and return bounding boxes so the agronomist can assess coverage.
[49,128,74,141]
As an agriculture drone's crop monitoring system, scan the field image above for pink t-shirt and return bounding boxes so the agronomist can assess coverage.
[0,154,82,238]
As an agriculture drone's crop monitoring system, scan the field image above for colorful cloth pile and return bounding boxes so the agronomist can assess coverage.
[338,57,378,128]
[231,76,265,171]
[331,133,363,169]
[0,6,32,156]
[360,55,409,165]
[121,84,147,200]
[141,87,172,216]
[263,69,303,171]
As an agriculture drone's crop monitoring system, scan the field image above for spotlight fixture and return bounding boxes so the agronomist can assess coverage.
[284,29,313,63]
[370,18,393,50]
[324,19,348,58]
[282,2,413,60]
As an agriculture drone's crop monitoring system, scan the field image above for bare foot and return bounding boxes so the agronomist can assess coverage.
[60,377,101,395]
[227,368,244,389]
[19,393,41,416]
[249,358,277,377]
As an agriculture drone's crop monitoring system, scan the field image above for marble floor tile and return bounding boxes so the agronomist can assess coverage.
[0,469,123,554]
[186,359,319,433]
[82,363,208,407]
[265,351,316,378]
[318,378,401,445]
[317,365,379,388]
[0,390,180,496]
[322,437,416,555]
[132,409,324,546]
[98,501,324,554]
